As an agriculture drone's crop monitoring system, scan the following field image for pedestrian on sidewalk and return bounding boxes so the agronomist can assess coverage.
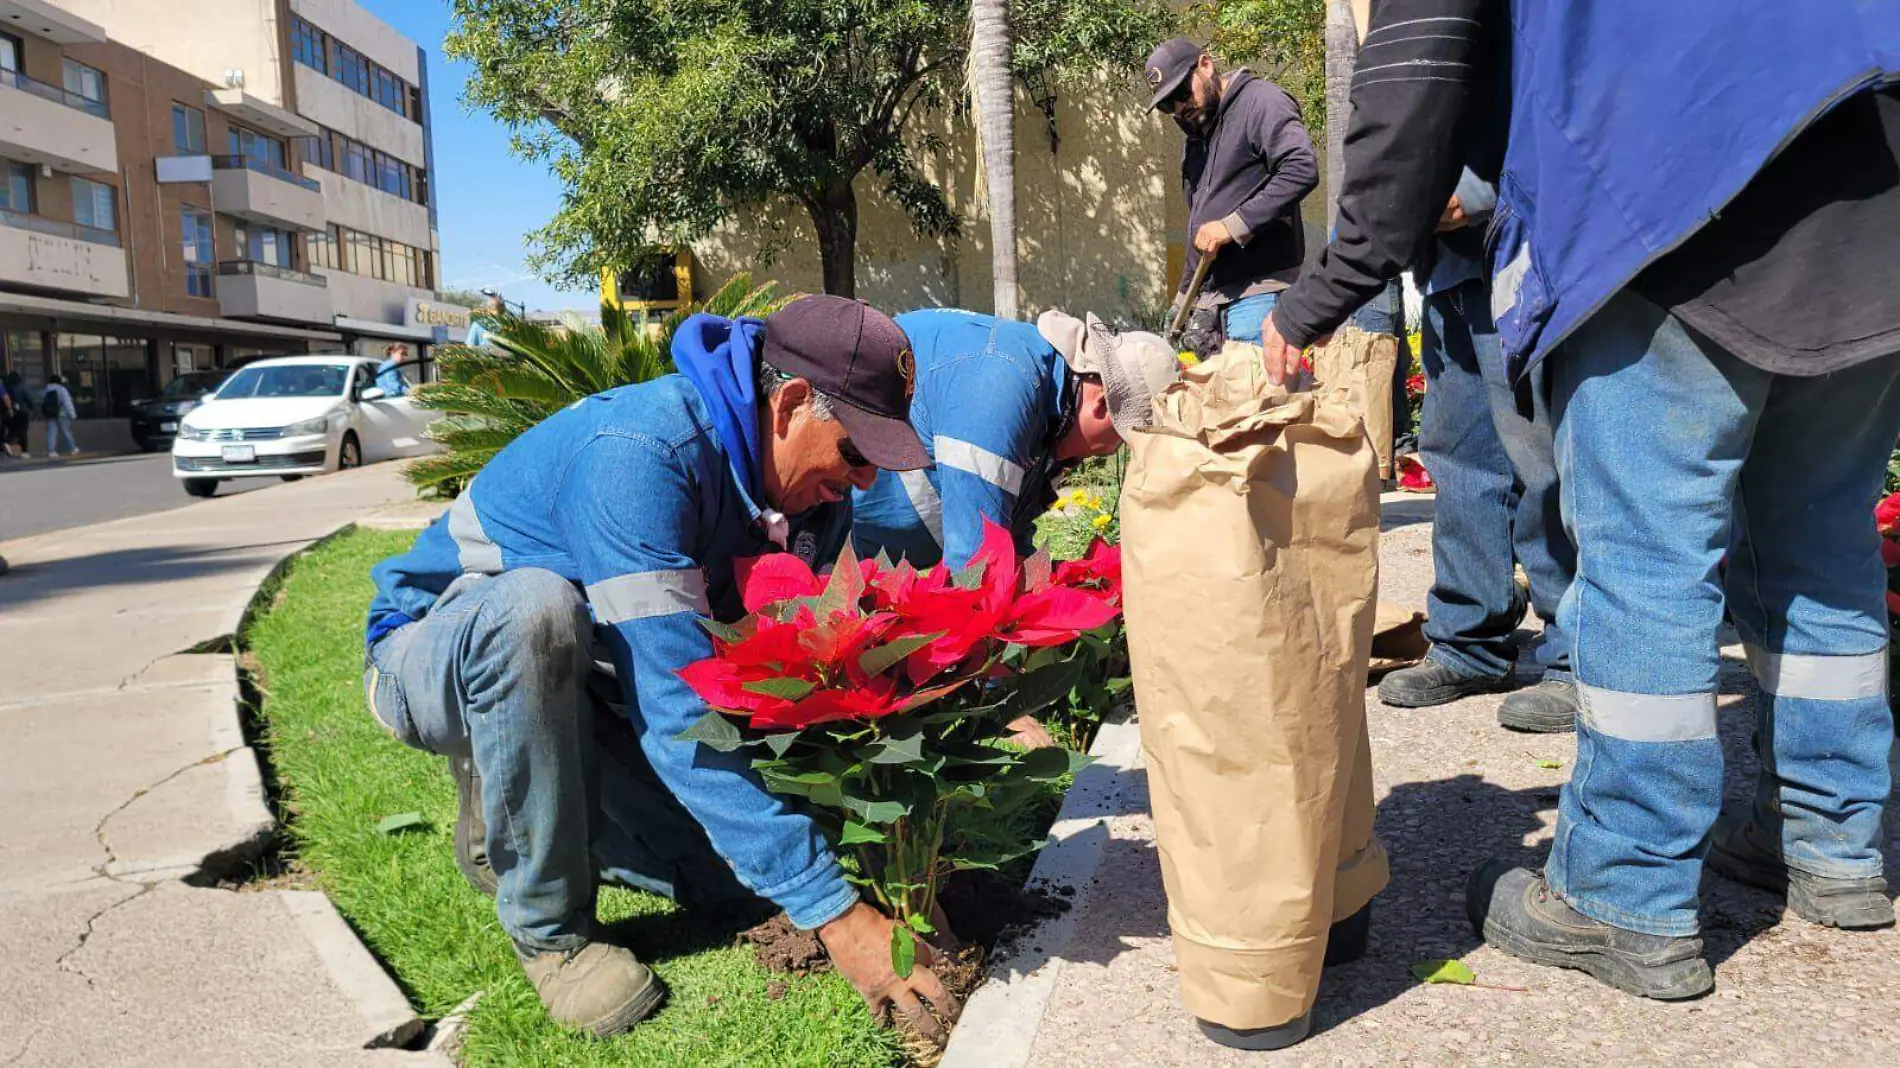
[1252,0,1900,1003]
[363,296,960,1040]
[4,372,30,458]
[375,343,413,397]
[41,375,78,457]
[1374,169,1579,734]
[1145,36,1318,347]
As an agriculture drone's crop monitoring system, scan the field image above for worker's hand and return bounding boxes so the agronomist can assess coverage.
[1004,714,1056,750]
[1193,219,1234,255]
[1436,194,1468,232]
[1259,311,1306,386]
[819,901,960,1042]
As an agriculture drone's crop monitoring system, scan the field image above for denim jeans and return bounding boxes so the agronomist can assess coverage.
[1221,291,1281,343]
[1417,279,1574,682]
[365,568,743,951]
[1546,288,1900,937]
[45,415,77,455]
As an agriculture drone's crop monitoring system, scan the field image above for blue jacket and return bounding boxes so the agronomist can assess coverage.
[366,316,857,929]
[1490,1,1900,377]
[852,309,1071,570]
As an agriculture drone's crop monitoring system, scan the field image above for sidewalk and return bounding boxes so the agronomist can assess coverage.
[0,466,448,1067]
[948,499,1900,1067]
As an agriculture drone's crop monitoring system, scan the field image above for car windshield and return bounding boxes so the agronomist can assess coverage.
[160,372,228,399]
[215,364,351,399]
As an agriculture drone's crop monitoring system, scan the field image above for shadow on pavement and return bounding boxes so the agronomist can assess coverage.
[0,539,316,612]
[1380,494,1437,532]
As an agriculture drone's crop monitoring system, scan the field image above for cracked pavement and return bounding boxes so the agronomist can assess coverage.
[0,466,446,1067]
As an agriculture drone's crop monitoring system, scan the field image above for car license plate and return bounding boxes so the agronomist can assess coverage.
[221,444,257,463]
[160,421,177,432]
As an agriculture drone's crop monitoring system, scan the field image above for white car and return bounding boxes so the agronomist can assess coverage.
[171,355,441,498]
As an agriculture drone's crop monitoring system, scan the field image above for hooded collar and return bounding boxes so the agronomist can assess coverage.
[671,313,773,527]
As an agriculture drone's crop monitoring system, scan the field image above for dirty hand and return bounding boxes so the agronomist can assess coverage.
[1004,714,1056,749]
[1437,194,1468,232]
[1193,219,1233,255]
[819,901,960,1042]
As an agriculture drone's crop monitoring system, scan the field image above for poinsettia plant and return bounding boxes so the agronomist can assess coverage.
[677,520,1122,975]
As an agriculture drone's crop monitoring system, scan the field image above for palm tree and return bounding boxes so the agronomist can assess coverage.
[404,274,787,493]
[971,0,1018,320]
[1323,0,1359,230]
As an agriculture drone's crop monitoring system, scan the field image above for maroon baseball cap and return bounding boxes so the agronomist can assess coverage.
[761,295,931,472]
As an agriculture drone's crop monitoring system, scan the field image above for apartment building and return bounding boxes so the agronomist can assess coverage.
[0,0,443,440]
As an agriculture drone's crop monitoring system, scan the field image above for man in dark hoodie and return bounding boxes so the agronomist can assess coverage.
[1145,36,1318,347]
[361,296,960,1039]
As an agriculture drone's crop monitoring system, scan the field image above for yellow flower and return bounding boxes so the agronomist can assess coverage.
[1091,513,1113,530]
[1177,350,1200,367]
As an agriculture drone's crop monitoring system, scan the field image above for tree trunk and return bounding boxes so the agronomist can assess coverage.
[1323,0,1359,232]
[971,0,1018,319]
[805,182,859,297]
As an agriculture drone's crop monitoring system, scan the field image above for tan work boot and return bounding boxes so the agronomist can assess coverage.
[516,940,666,1037]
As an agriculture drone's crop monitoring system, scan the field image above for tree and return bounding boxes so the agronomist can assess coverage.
[1322,0,1357,229]
[435,286,490,308]
[971,0,1018,319]
[448,0,1172,299]
[1196,1,1327,130]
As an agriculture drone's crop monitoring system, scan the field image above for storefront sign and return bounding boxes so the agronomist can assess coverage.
[404,298,472,333]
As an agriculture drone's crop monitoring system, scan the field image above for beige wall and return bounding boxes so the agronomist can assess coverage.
[0,78,119,175]
[694,74,1192,326]
[289,0,418,84]
[217,268,333,323]
[49,0,283,105]
[315,265,428,322]
[0,226,130,298]
[311,159,432,248]
[292,64,423,162]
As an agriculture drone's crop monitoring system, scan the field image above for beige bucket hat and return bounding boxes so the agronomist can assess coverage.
[1037,310,1182,436]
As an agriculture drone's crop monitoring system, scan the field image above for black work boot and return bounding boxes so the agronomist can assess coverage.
[451,755,499,897]
[1497,677,1579,733]
[1467,862,1713,1000]
[1324,902,1373,966]
[1377,657,1511,708]
[1707,820,1895,930]
[1199,1013,1312,1051]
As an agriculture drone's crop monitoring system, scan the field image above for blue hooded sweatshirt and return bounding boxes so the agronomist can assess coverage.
[365,315,856,929]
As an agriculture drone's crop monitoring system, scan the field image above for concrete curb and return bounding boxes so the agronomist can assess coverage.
[282,890,427,1049]
[941,713,1146,1068]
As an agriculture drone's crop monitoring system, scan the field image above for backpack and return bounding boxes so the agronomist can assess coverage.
[41,388,62,419]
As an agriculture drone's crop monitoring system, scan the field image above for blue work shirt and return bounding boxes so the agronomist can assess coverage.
[366,316,856,929]
[852,309,1070,570]
[375,360,409,397]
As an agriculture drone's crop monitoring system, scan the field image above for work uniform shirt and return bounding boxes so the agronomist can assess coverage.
[366,370,856,929]
[852,309,1070,570]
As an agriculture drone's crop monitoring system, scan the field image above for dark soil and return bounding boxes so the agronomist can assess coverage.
[737,913,830,977]
[936,868,1070,950]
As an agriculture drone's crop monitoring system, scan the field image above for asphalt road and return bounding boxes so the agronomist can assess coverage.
[0,451,279,542]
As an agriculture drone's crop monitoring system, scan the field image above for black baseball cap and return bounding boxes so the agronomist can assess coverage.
[761,295,931,472]
[1143,36,1203,111]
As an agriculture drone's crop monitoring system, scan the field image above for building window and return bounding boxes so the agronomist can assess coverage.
[181,205,214,297]
[61,58,107,113]
[2,159,32,213]
[71,177,116,233]
[298,132,333,172]
[234,220,295,268]
[297,124,428,206]
[1,31,22,74]
[228,125,286,170]
[317,223,431,289]
[292,17,327,74]
[172,103,206,154]
[290,15,419,122]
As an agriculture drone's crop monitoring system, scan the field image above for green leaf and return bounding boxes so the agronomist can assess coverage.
[844,796,911,825]
[1411,959,1477,985]
[865,730,926,766]
[891,924,916,980]
[952,559,987,590]
[1022,548,1053,590]
[1018,745,1090,782]
[375,811,426,835]
[1000,656,1088,718]
[839,820,888,845]
[856,632,943,678]
[697,617,745,642]
[763,731,801,758]
[906,912,937,936]
[677,711,745,752]
[816,542,862,619]
[1534,758,1565,770]
[742,676,817,700]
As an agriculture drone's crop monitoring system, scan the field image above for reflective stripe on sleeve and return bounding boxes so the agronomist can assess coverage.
[1744,645,1888,702]
[586,569,709,624]
[898,470,945,547]
[1577,683,1717,742]
[447,492,502,574]
[935,436,1025,495]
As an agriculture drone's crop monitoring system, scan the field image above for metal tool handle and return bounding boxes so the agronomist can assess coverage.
[1166,247,1218,344]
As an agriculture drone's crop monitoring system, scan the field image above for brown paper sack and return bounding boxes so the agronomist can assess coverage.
[1308,324,1402,479]
[1121,342,1391,1030]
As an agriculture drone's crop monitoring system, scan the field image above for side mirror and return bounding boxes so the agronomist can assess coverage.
[358,386,387,402]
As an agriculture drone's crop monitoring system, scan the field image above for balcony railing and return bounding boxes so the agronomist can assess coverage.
[218,259,328,286]
[0,208,121,247]
[0,67,109,120]
[211,154,321,192]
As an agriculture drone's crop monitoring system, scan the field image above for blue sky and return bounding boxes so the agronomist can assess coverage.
[362,1,593,311]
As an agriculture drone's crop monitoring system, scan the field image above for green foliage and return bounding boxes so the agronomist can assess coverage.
[1412,959,1478,985]
[404,274,785,493]
[435,286,491,308]
[447,0,1175,293]
[1193,0,1326,134]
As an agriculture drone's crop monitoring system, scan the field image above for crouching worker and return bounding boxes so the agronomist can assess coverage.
[853,307,1181,568]
[361,296,960,1038]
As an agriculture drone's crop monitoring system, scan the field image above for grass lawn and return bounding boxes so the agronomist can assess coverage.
[246,528,902,1067]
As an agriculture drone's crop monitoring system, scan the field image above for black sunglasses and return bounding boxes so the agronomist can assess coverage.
[838,437,871,470]
[1160,78,1194,114]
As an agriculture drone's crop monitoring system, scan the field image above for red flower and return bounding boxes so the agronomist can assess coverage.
[1881,538,1900,570]
[1398,454,1435,492]
[1052,538,1122,598]
[753,679,902,729]
[678,658,795,720]
[1004,586,1122,646]
[1406,373,1426,397]
[1877,493,1900,537]
[737,554,821,612]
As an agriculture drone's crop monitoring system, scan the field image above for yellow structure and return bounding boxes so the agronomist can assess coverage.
[600,251,693,315]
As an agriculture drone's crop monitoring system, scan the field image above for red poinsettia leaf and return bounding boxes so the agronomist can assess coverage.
[737,554,822,612]
[1053,539,1122,592]
[815,540,865,620]
[1879,493,1900,536]
[752,686,900,730]
[897,679,969,714]
[800,612,897,666]
[1887,590,1900,617]
[1004,586,1122,647]
[678,658,795,716]
[969,518,1020,611]
[721,620,816,674]
[1882,537,1900,570]
[1022,547,1054,592]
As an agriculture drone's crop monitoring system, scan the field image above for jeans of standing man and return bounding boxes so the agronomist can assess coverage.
[46,415,77,456]
[364,568,744,951]
[1417,278,1574,682]
[1546,288,1900,938]
[1221,291,1281,344]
